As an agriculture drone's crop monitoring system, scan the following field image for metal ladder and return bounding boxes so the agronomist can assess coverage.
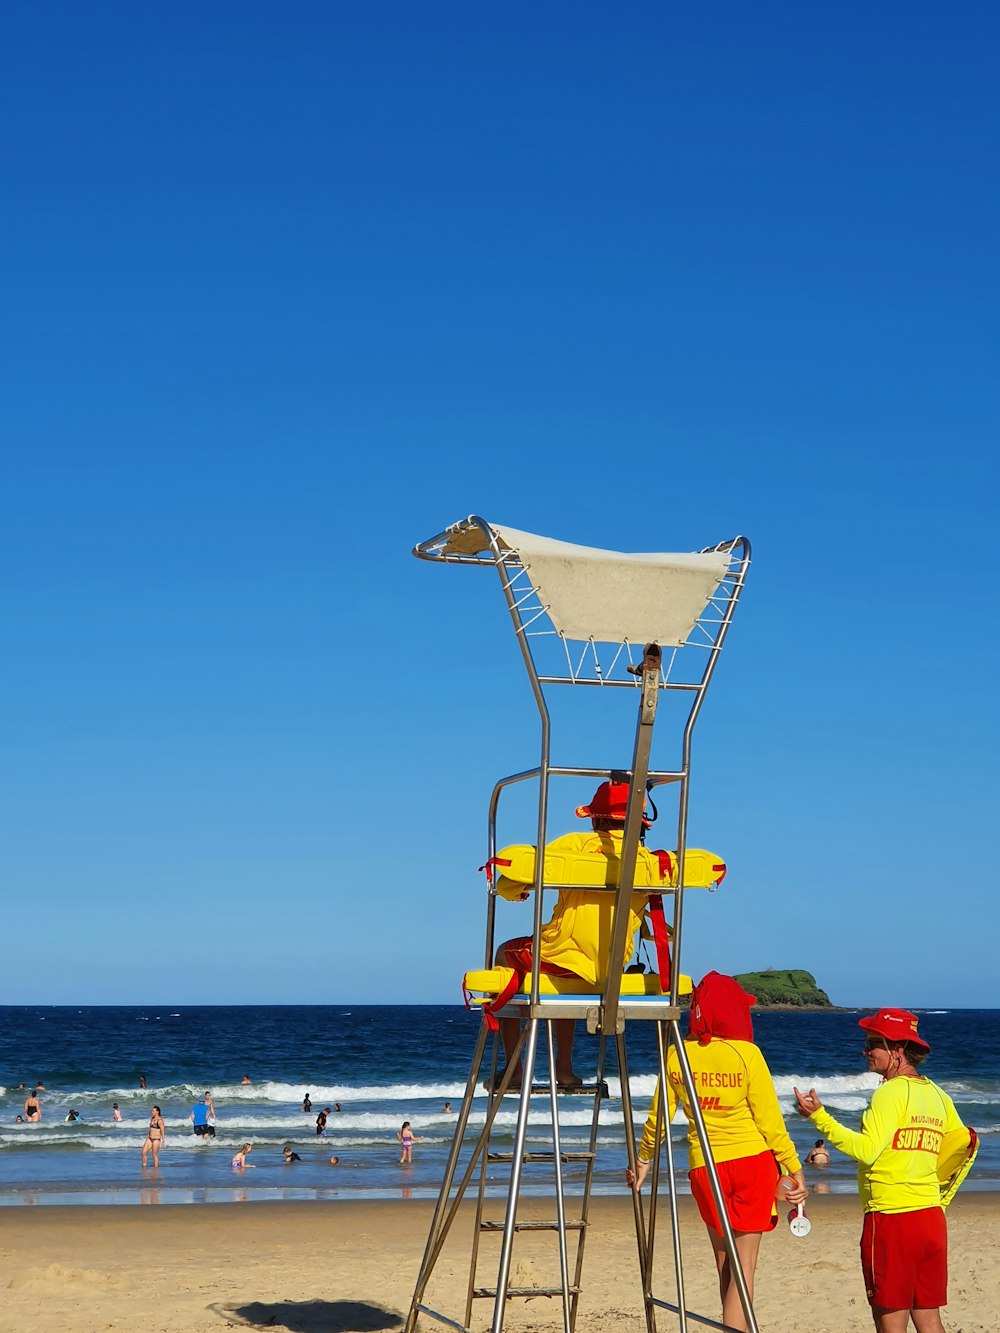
[406,1015,612,1333]
[467,1025,606,1331]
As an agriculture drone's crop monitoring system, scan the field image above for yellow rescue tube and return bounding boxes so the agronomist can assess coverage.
[938,1126,978,1206]
[492,843,726,894]
[463,968,693,999]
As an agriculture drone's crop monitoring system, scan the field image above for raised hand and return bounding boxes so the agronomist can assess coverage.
[793,1086,823,1117]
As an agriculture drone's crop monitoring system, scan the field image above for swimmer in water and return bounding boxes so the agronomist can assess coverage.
[231,1143,255,1170]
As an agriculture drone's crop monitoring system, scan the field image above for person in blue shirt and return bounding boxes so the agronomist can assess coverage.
[190,1095,215,1138]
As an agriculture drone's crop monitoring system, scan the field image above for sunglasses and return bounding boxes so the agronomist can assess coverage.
[864,1037,889,1053]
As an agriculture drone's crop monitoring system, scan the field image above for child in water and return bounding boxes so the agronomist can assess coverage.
[231,1143,255,1170]
[398,1121,421,1165]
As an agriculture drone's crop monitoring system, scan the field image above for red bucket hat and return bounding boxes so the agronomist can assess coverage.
[858,1008,930,1053]
[575,781,651,827]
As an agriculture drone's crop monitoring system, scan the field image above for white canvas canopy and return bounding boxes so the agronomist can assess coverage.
[428,521,731,647]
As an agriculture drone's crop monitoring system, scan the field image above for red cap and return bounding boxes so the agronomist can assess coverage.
[688,972,756,1045]
[575,781,650,827]
[858,1008,930,1053]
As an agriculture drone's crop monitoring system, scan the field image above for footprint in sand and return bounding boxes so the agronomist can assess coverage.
[9,1263,124,1292]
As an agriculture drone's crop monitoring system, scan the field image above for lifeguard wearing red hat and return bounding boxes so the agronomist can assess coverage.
[488,780,658,1089]
[794,1009,976,1328]
[575,780,651,828]
[858,1007,931,1053]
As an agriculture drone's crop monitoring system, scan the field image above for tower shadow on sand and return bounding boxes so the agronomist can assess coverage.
[214,1298,403,1332]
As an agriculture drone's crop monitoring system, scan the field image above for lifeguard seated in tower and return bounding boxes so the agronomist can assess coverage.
[479,781,726,1089]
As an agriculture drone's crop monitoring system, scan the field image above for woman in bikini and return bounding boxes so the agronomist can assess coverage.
[141,1105,165,1168]
[398,1121,420,1165]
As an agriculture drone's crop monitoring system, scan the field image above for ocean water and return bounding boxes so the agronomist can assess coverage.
[1,1005,997,1207]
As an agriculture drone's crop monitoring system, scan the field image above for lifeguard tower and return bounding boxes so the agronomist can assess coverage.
[405,518,755,1333]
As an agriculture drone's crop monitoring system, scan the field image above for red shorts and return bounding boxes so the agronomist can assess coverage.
[689,1151,779,1235]
[495,938,578,978]
[861,1208,947,1310]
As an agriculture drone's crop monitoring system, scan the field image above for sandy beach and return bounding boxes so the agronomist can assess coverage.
[0,1194,995,1333]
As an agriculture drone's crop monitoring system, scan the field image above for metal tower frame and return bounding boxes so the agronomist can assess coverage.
[405,517,753,1333]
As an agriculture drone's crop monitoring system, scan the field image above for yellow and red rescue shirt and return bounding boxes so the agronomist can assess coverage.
[637,1038,801,1174]
[495,831,647,984]
[810,1076,966,1213]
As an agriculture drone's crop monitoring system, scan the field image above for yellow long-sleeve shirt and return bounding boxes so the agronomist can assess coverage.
[637,1038,801,1174]
[810,1076,965,1214]
[495,831,647,984]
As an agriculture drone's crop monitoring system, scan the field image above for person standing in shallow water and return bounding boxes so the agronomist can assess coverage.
[142,1106,165,1168]
[23,1090,41,1122]
[190,1094,215,1138]
[398,1121,422,1165]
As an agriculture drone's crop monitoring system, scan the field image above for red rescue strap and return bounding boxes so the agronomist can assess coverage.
[477,942,577,1032]
[654,849,673,880]
[478,856,512,888]
[480,971,523,1031]
[648,850,674,992]
[647,895,673,992]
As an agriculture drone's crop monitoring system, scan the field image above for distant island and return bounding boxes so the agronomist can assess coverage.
[733,969,833,1008]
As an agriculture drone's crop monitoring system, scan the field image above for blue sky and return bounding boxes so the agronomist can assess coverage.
[3,3,996,1006]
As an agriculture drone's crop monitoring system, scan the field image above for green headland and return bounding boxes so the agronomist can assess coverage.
[733,968,833,1008]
